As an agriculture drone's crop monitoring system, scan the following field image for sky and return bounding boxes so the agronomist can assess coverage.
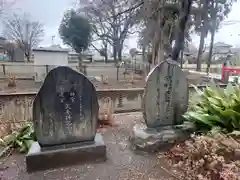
[10,0,240,50]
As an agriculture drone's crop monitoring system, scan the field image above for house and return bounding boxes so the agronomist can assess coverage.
[33,47,69,82]
[211,42,232,54]
[205,42,233,62]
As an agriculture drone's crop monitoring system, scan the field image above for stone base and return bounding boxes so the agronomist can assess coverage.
[26,133,106,172]
[130,123,195,152]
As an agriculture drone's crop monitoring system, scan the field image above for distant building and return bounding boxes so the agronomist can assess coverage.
[0,37,6,53]
[42,45,93,63]
[33,47,69,82]
[68,50,93,63]
[210,42,232,54]
[204,42,233,62]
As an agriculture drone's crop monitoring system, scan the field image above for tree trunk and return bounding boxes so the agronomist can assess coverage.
[196,30,205,71]
[196,0,209,71]
[180,50,184,68]
[206,31,215,74]
[171,0,192,61]
[25,53,30,62]
[117,47,122,62]
[113,45,117,64]
[206,2,217,74]
[142,47,145,61]
[112,23,118,65]
[102,40,108,63]
[104,54,108,63]
[78,53,82,73]
[104,44,108,63]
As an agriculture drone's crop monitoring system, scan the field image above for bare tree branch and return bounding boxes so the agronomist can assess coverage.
[79,0,139,62]
[3,12,44,61]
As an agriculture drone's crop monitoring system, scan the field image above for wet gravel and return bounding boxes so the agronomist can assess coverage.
[0,113,176,180]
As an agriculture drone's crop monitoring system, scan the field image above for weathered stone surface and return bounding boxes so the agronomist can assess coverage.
[143,60,188,128]
[130,123,192,152]
[32,66,99,147]
[26,133,106,172]
[234,149,240,160]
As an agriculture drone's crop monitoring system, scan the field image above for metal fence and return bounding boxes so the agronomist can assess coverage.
[0,63,146,89]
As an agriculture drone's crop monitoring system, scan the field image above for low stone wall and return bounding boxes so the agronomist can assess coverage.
[0,85,227,136]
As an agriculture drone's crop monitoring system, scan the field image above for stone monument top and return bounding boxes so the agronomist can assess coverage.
[27,66,106,172]
[32,66,99,147]
[142,59,188,128]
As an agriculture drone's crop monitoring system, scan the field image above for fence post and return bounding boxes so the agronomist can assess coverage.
[2,64,6,76]
[45,65,49,74]
[116,64,119,81]
[223,71,230,84]
[117,94,123,108]
[83,65,87,75]
[222,63,229,83]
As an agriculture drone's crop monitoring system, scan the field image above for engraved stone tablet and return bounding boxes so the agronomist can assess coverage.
[142,60,188,128]
[33,66,99,146]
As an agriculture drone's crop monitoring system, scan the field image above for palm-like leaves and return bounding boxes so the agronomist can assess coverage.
[184,81,240,133]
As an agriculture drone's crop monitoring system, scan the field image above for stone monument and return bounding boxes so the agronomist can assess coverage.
[131,59,194,152]
[26,66,106,172]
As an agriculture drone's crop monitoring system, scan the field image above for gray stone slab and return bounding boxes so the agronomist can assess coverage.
[26,133,106,172]
[130,123,193,152]
[33,66,99,147]
[143,60,188,128]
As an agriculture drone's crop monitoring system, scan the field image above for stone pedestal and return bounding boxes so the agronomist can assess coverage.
[130,123,194,152]
[26,133,106,172]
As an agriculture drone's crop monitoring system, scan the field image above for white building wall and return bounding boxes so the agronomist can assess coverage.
[34,51,68,82]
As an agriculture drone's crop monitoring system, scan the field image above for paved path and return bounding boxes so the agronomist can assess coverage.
[0,113,176,180]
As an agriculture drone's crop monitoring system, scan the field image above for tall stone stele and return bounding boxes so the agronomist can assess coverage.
[26,66,106,172]
[131,59,193,152]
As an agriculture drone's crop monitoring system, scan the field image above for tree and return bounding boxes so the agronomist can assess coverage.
[194,0,236,71]
[3,13,44,61]
[137,0,236,67]
[206,1,218,74]
[80,0,140,63]
[0,0,15,17]
[59,9,92,70]
[137,0,193,65]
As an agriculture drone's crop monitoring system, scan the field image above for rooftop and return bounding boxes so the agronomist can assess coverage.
[33,47,69,53]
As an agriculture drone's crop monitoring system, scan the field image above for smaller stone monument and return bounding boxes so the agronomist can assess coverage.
[131,59,194,152]
[26,66,106,172]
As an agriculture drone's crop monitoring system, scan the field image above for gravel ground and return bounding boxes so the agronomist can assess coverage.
[0,113,177,180]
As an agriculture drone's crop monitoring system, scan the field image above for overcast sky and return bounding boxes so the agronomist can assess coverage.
[12,0,76,47]
[11,0,240,49]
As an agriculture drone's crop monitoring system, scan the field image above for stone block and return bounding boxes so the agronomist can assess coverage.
[130,123,194,152]
[26,133,106,172]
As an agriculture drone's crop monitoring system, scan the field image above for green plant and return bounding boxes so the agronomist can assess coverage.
[0,123,36,157]
[184,81,240,133]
